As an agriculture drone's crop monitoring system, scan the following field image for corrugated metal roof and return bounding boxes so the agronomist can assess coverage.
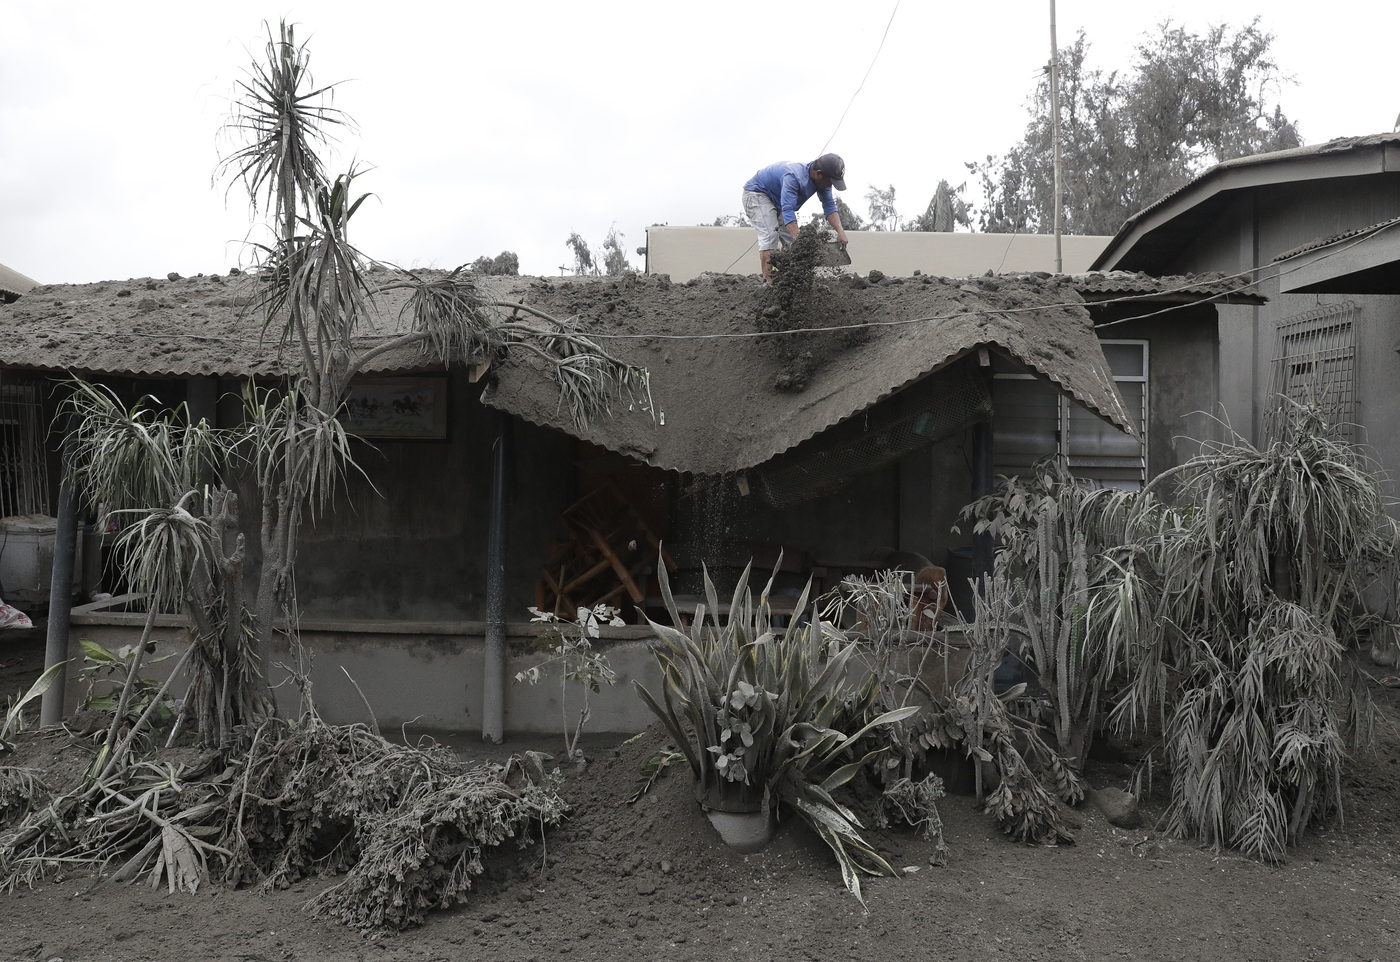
[0,268,1201,476]
[1070,270,1265,304]
[482,272,1139,475]
[0,270,513,377]
[1272,216,1400,263]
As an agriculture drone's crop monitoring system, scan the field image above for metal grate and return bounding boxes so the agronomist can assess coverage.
[1266,303,1357,442]
[0,375,50,518]
[754,360,992,506]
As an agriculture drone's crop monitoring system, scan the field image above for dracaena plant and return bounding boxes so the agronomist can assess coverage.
[635,557,917,903]
[1097,404,1396,861]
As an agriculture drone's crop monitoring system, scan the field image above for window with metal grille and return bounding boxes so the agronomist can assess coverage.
[1266,303,1356,442]
[0,375,50,517]
[991,340,1148,490]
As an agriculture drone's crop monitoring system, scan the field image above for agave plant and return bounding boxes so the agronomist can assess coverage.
[635,558,917,902]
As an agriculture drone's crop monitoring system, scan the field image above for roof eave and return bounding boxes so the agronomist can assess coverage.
[1093,139,1400,272]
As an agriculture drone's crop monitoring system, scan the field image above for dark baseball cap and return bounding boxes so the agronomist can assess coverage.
[813,153,847,190]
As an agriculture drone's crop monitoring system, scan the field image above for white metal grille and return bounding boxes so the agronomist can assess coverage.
[0,375,49,517]
[1267,303,1357,442]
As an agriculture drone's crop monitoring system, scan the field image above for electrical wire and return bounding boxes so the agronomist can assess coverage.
[722,1,904,276]
[822,0,902,154]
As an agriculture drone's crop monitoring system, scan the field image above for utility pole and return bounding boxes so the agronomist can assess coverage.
[1049,0,1064,274]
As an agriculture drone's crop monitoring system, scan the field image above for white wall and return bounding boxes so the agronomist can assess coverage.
[646,226,1112,282]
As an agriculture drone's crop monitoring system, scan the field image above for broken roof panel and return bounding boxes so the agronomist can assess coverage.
[1071,270,1265,305]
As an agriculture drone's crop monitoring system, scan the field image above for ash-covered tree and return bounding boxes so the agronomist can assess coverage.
[470,251,519,275]
[865,184,901,232]
[600,225,631,275]
[564,232,597,275]
[968,18,1302,236]
[807,195,865,233]
[565,226,632,276]
[904,180,971,233]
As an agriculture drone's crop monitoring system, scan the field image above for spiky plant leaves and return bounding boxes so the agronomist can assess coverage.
[1,661,68,751]
[1089,406,1394,860]
[216,19,349,242]
[636,558,910,899]
[0,767,49,825]
[626,749,684,804]
[62,380,226,516]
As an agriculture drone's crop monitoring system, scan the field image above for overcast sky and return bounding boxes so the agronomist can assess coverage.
[2,1,1394,285]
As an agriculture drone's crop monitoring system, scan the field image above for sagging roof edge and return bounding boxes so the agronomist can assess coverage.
[482,339,1135,477]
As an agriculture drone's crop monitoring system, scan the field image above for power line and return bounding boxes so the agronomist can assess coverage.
[725,1,903,276]
[822,0,902,154]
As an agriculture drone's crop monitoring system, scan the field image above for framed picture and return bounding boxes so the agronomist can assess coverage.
[341,377,448,439]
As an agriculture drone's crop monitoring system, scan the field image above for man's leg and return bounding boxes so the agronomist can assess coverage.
[742,190,783,282]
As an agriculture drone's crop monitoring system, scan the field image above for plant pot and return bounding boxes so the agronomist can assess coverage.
[704,807,776,852]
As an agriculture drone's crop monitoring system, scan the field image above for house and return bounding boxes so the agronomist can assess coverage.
[1091,133,1400,478]
[0,263,1250,736]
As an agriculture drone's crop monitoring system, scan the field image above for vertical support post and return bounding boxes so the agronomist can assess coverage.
[481,412,512,744]
[971,352,996,589]
[970,421,995,584]
[1049,0,1063,274]
[40,466,80,726]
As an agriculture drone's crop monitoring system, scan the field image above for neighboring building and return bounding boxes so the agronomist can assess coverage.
[0,263,38,304]
[1092,134,1400,480]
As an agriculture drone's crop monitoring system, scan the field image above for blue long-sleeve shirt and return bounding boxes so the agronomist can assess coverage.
[743,161,838,225]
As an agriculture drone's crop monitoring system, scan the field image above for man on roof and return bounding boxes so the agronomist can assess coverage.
[742,153,850,281]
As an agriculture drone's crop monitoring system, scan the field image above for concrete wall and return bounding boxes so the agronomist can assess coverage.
[646,226,1112,282]
[230,373,577,623]
[67,607,665,737]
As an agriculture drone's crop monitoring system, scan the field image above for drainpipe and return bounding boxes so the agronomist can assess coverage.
[40,467,80,726]
[481,412,513,744]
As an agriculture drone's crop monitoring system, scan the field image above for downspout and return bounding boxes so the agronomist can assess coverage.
[40,465,80,726]
[481,411,513,744]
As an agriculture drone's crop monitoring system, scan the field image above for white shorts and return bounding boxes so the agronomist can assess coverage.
[742,190,787,252]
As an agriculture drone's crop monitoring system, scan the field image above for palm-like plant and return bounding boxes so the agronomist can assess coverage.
[1099,406,1394,860]
[217,20,346,247]
[62,381,267,754]
[635,559,917,902]
[208,20,652,680]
